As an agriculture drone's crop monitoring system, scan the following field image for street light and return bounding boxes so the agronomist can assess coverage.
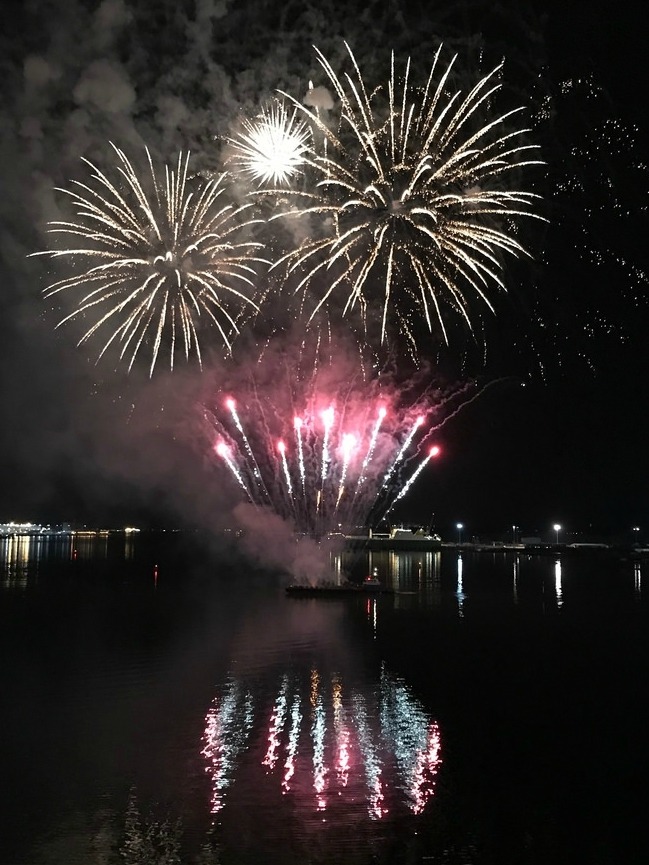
[456,523,464,545]
[632,526,640,546]
[553,523,562,545]
[512,525,518,544]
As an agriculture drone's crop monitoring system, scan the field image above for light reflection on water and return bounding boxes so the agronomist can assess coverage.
[555,558,563,608]
[201,665,442,822]
[2,534,33,588]
[0,531,154,592]
[0,532,128,588]
[331,547,647,611]
[513,554,520,603]
[1,534,81,588]
[456,553,465,616]
[1,538,647,865]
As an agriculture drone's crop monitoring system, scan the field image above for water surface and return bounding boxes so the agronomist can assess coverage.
[1,534,647,864]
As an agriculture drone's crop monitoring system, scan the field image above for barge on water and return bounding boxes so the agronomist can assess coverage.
[286,571,393,597]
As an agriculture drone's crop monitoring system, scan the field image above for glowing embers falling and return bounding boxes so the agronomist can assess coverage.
[201,668,442,819]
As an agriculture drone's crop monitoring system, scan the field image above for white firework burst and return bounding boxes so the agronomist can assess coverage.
[227,101,312,187]
[35,144,267,376]
[274,43,544,350]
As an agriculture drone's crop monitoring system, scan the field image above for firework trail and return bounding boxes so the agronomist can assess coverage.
[355,405,387,494]
[35,145,267,375]
[226,398,261,477]
[382,415,424,486]
[210,384,438,536]
[320,405,335,483]
[277,440,293,497]
[384,446,440,516]
[335,432,357,509]
[273,43,543,352]
[294,416,307,495]
[227,100,311,186]
[215,441,251,500]
[208,328,499,536]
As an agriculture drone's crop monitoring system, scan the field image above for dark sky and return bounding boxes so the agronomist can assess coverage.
[0,0,647,541]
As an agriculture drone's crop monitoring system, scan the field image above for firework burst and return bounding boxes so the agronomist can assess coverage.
[208,381,442,537]
[227,100,312,187]
[35,144,267,375]
[274,43,543,351]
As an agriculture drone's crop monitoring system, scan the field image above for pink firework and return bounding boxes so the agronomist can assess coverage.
[210,388,440,535]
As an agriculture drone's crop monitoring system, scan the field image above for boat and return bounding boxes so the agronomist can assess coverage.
[286,570,393,597]
[344,526,443,552]
[285,583,394,597]
[361,568,383,589]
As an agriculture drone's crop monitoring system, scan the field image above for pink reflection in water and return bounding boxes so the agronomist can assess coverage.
[202,668,442,821]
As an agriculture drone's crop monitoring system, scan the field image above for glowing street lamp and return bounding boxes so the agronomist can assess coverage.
[512,525,518,544]
[553,523,562,545]
[456,523,464,545]
[632,526,640,546]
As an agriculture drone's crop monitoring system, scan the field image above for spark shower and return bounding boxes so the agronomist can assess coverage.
[35,43,541,529]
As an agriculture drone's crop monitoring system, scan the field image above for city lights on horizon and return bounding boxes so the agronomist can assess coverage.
[0,517,644,546]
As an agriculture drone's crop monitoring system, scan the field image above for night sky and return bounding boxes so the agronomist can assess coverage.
[0,0,647,542]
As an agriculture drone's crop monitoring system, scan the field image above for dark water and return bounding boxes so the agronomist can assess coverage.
[1,533,648,865]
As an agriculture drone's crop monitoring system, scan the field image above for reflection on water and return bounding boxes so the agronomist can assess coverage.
[0,533,112,588]
[0,531,149,590]
[334,547,647,613]
[456,553,465,617]
[2,536,648,865]
[2,534,33,588]
[513,555,520,603]
[366,596,377,639]
[555,558,563,608]
[202,665,441,822]
[202,680,255,815]
[1,534,80,587]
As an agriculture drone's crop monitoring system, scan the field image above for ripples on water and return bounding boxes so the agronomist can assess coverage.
[0,534,648,864]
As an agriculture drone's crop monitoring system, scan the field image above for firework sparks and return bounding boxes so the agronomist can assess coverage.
[356,405,387,493]
[277,440,293,497]
[320,405,335,483]
[336,432,357,509]
[227,101,311,186]
[385,445,441,515]
[215,441,251,500]
[226,397,264,484]
[294,416,307,495]
[274,43,543,351]
[382,414,424,486]
[35,144,266,375]
[209,388,438,536]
